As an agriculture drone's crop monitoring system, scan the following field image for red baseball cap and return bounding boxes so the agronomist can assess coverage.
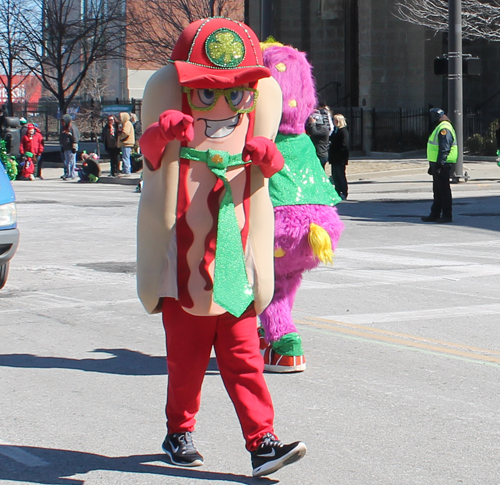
[170,18,270,89]
[27,123,35,130]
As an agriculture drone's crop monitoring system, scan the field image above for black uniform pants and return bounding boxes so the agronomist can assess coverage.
[430,163,453,219]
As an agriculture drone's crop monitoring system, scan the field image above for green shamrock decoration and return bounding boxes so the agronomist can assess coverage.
[206,29,245,68]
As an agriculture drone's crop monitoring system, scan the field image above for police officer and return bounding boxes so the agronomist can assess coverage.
[421,108,457,223]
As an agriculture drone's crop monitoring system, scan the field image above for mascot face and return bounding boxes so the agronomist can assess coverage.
[184,84,257,152]
[168,18,271,154]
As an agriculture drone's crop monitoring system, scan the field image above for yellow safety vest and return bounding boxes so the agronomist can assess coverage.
[427,121,458,163]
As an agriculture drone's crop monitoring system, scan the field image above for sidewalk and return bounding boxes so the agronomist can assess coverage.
[35,156,499,187]
[38,163,141,186]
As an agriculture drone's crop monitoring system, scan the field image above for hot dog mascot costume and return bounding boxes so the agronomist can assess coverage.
[137,18,306,478]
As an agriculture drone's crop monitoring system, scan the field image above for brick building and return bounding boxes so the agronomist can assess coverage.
[107,0,244,102]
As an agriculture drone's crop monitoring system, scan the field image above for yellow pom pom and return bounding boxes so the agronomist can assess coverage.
[276,63,287,72]
[288,99,297,108]
[274,247,286,258]
[308,223,334,264]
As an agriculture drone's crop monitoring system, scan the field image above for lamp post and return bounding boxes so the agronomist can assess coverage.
[448,0,464,180]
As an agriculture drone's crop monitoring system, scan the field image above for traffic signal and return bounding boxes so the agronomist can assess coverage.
[463,56,481,76]
[434,57,448,75]
[433,55,481,76]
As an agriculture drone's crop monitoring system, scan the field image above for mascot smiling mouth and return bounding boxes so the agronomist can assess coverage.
[203,114,240,138]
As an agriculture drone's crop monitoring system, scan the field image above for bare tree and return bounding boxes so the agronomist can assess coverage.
[394,0,500,40]
[0,0,32,115]
[19,0,127,115]
[78,61,111,151]
[127,0,244,68]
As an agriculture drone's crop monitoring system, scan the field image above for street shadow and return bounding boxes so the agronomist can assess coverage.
[0,349,220,376]
[337,194,500,233]
[0,445,277,485]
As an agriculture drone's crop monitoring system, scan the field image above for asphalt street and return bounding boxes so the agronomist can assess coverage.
[1,160,500,484]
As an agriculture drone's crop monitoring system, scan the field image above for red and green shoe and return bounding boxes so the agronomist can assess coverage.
[258,329,306,373]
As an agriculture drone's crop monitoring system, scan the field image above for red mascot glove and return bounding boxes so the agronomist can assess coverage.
[139,110,194,171]
[242,136,284,178]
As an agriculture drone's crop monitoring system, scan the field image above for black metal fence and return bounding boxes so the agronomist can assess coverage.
[463,112,498,155]
[372,108,429,153]
[371,108,499,155]
[9,99,142,141]
[8,99,498,155]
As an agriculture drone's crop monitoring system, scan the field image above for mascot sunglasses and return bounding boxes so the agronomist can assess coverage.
[182,86,259,114]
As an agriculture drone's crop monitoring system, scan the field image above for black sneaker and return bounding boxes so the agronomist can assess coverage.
[162,432,204,467]
[437,217,453,223]
[251,433,306,477]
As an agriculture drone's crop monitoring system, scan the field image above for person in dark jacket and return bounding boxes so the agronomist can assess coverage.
[421,108,457,223]
[19,117,29,139]
[495,120,500,155]
[59,114,80,180]
[101,115,120,177]
[130,113,142,141]
[0,105,6,138]
[328,114,349,200]
[306,104,332,168]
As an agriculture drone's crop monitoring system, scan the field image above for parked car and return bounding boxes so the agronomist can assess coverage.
[0,162,19,289]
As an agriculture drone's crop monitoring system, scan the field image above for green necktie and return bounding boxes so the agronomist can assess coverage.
[180,147,254,317]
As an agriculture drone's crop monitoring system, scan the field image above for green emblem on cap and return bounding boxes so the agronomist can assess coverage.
[206,28,245,68]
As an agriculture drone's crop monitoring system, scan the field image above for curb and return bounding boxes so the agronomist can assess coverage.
[98,176,140,185]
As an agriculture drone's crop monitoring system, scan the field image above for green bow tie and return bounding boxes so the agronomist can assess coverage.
[180,147,254,317]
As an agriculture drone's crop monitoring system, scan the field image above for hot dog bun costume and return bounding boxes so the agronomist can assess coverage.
[137,19,306,475]
[258,42,344,372]
[138,19,283,318]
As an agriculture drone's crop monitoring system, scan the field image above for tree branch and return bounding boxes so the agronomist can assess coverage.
[394,0,500,40]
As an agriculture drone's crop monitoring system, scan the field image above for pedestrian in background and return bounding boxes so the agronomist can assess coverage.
[102,115,120,177]
[60,114,80,180]
[328,113,349,200]
[306,103,332,168]
[19,117,28,139]
[421,108,456,223]
[117,112,134,176]
[130,113,143,172]
[495,120,500,155]
[130,113,142,144]
[20,123,44,179]
[0,105,6,138]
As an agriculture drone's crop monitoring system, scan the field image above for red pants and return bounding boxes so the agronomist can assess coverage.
[162,298,275,451]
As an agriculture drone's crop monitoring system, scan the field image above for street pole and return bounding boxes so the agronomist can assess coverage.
[448,0,463,179]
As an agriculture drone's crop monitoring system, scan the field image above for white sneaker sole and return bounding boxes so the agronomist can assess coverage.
[264,361,306,373]
[252,442,307,477]
[162,444,203,467]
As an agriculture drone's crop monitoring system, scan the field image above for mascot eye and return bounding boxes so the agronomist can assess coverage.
[198,89,216,105]
[229,90,244,106]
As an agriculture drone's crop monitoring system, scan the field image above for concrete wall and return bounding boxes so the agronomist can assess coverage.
[359,0,435,109]
[247,0,448,111]
[248,0,348,108]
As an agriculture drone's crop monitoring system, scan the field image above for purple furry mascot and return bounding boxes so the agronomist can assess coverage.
[259,42,344,372]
